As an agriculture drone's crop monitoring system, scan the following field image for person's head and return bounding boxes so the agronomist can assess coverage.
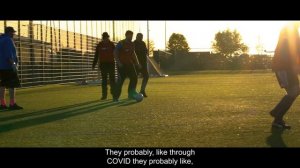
[278,22,300,41]
[276,22,300,59]
[136,33,143,41]
[5,27,16,38]
[102,32,110,41]
[125,30,133,41]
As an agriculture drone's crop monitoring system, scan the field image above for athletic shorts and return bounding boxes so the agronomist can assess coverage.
[0,70,21,88]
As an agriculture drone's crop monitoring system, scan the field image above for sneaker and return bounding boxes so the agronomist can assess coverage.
[9,104,23,110]
[128,95,135,100]
[113,98,119,103]
[0,105,8,110]
[128,91,139,100]
[140,91,147,98]
[272,121,291,129]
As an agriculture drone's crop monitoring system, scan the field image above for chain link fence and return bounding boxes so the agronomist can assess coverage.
[0,20,144,87]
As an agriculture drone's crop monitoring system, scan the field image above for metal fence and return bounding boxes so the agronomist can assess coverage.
[0,20,146,87]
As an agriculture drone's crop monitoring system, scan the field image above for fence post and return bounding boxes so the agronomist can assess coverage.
[17,21,22,87]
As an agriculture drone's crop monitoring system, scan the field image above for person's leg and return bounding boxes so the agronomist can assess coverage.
[7,88,23,110]
[100,64,108,100]
[4,70,22,110]
[97,64,101,81]
[9,88,15,106]
[140,64,149,97]
[271,70,299,128]
[114,66,126,101]
[127,64,138,98]
[0,72,7,108]
[108,63,116,98]
[275,85,299,121]
[0,87,6,107]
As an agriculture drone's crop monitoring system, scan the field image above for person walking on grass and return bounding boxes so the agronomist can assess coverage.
[134,33,149,97]
[92,32,116,100]
[0,27,23,110]
[113,30,141,102]
[270,22,300,129]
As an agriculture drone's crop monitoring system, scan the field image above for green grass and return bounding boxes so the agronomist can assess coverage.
[0,70,299,147]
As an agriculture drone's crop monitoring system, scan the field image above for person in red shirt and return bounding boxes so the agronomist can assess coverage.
[114,30,141,102]
[92,32,116,100]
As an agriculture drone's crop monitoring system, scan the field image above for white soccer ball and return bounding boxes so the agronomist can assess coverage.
[134,93,144,102]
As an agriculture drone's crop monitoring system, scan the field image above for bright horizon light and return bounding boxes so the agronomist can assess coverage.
[147,21,293,54]
[34,21,298,55]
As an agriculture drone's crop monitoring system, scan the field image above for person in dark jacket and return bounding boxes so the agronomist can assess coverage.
[92,32,116,100]
[270,22,300,129]
[0,27,23,110]
[134,33,149,97]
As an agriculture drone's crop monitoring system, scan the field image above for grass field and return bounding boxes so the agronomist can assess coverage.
[1,70,300,147]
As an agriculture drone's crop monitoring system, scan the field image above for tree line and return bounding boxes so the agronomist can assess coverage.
[153,30,273,71]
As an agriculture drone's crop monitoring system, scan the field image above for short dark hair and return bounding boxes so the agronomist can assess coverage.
[102,32,109,38]
[137,33,143,37]
[125,30,133,36]
[5,26,16,34]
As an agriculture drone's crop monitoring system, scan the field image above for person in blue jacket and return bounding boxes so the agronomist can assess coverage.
[0,27,23,110]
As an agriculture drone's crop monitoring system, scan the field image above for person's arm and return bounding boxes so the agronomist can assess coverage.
[3,38,15,65]
[132,51,140,65]
[132,50,141,70]
[130,43,140,66]
[143,41,148,56]
[4,39,18,72]
[114,42,122,67]
[92,44,99,70]
[112,42,116,61]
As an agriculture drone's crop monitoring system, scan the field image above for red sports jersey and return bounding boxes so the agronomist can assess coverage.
[97,41,115,63]
[119,40,135,65]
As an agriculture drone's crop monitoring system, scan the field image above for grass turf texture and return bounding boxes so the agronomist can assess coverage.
[0,70,299,147]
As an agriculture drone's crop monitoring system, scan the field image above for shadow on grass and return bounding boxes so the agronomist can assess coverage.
[118,99,139,106]
[0,99,128,133]
[266,127,287,147]
[166,70,273,76]
[0,100,103,122]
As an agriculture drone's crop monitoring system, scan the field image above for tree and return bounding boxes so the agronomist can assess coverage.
[145,40,155,56]
[167,33,190,54]
[212,29,248,57]
[255,36,265,55]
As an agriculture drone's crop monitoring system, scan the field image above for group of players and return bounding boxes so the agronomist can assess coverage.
[92,30,149,102]
[0,28,149,112]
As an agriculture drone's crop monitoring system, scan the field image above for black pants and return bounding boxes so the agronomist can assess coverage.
[100,63,115,98]
[114,64,138,99]
[139,63,149,92]
[272,70,300,121]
